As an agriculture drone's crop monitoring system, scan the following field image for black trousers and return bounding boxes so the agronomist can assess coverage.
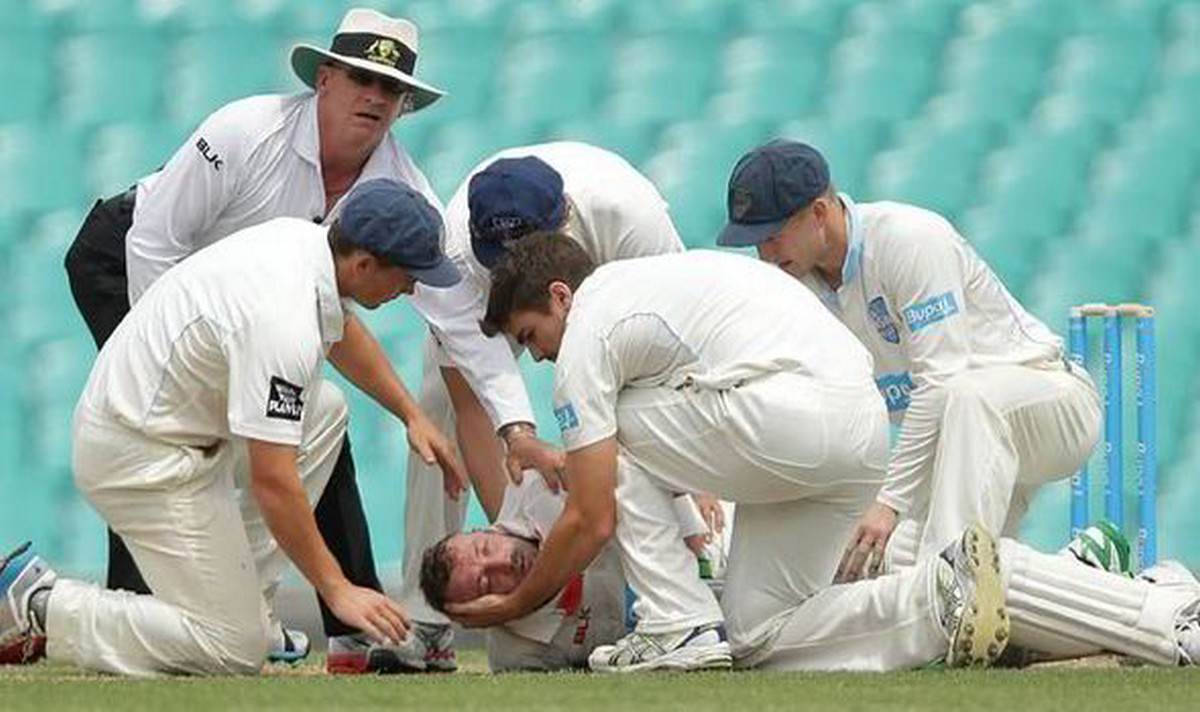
[63,191,383,637]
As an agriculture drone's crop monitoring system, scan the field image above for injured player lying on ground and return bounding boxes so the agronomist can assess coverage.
[418,477,720,672]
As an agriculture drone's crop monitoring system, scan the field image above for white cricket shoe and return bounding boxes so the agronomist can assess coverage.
[588,622,732,673]
[326,632,426,675]
[0,542,56,665]
[936,523,1010,668]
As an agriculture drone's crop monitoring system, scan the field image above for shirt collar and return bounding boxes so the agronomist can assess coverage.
[839,192,864,287]
[311,228,345,345]
[294,93,321,169]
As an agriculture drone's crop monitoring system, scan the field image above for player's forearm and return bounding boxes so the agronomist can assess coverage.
[878,383,948,514]
[511,504,613,616]
[251,466,347,598]
[443,367,507,520]
[329,314,422,424]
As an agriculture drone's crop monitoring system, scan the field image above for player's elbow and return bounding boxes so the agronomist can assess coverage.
[585,508,616,545]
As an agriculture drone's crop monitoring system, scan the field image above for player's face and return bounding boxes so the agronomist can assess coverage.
[316,62,411,148]
[755,201,829,281]
[352,258,415,309]
[443,531,539,604]
[507,285,571,362]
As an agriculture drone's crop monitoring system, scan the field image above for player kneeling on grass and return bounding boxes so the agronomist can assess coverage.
[419,477,719,672]
[437,234,1025,672]
[0,181,464,676]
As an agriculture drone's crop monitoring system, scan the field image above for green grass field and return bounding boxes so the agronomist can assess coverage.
[2,651,1199,711]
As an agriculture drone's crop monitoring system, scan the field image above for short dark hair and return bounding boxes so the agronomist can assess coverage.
[419,535,457,614]
[480,232,596,337]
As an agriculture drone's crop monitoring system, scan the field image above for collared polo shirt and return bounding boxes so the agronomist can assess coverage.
[126,92,440,303]
[80,218,345,448]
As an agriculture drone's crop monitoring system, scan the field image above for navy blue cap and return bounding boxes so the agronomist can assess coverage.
[468,156,566,269]
[717,139,831,247]
[340,179,460,287]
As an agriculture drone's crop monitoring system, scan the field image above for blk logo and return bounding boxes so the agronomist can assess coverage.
[266,376,304,421]
[195,137,223,171]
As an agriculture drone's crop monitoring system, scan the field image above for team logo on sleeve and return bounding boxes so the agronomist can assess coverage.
[553,402,580,433]
[266,376,304,421]
[867,296,900,344]
[876,372,914,412]
[902,291,960,332]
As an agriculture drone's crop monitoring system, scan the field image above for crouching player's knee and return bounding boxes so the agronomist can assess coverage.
[191,614,270,675]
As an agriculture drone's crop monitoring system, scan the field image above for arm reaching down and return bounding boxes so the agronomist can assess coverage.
[446,437,618,627]
[247,438,409,643]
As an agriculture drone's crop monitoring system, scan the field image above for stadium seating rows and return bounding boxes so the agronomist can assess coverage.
[2,0,1198,571]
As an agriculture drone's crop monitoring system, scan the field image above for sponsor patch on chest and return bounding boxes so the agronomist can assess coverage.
[903,291,960,332]
[867,296,900,344]
[266,376,304,421]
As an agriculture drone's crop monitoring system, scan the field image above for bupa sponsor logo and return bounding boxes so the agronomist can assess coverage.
[867,296,900,344]
[903,291,959,332]
[554,402,580,432]
[266,376,304,421]
[876,371,914,412]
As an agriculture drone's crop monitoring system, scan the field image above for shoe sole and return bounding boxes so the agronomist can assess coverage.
[326,649,427,675]
[947,524,1010,668]
[591,642,733,673]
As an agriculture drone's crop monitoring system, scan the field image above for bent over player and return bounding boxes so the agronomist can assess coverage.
[0,181,462,676]
[442,235,1016,672]
[717,140,1102,580]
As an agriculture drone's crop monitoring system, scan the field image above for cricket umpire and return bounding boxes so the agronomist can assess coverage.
[61,7,444,670]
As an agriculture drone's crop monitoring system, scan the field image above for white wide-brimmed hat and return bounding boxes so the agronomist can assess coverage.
[290,8,445,112]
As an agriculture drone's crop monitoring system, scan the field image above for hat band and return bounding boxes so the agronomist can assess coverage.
[329,32,417,74]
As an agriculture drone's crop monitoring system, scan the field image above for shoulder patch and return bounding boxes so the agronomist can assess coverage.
[553,402,580,433]
[266,376,304,421]
[867,296,900,344]
[902,291,959,332]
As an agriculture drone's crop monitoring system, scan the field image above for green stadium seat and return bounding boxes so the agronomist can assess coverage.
[708,34,826,123]
[844,0,964,41]
[154,0,286,32]
[622,0,737,35]
[422,118,545,198]
[60,33,166,128]
[738,0,857,43]
[167,33,293,128]
[550,117,659,167]
[495,34,610,126]
[0,124,88,216]
[408,29,504,123]
[0,34,53,122]
[511,0,623,35]
[643,145,738,248]
[87,121,188,199]
[58,0,166,32]
[604,36,718,125]
[824,38,936,122]
[8,210,89,348]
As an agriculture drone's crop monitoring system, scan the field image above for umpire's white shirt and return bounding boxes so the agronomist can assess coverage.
[552,250,873,453]
[411,141,685,429]
[81,218,344,447]
[799,195,1063,514]
[126,92,439,304]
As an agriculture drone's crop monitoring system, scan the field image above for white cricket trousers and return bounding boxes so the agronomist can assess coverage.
[613,371,938,660]
[398,335,468,625]
[887,361,1101,568]
[46,382,347,676]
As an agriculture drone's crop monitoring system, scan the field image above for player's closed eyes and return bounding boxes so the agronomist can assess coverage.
[343,65,407,99]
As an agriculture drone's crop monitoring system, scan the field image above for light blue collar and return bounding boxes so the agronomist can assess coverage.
[839,192,864,288]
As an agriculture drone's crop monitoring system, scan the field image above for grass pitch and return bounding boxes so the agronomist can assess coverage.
[2,651,1198,711]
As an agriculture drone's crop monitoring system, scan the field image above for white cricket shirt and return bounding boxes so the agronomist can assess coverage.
[80,218,345,448]
[410,141,684,429]
[552,250,875,452]
[800,195,1064,514]
[126,92,440,303]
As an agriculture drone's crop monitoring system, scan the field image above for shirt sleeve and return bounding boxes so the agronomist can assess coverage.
[551,316,623,452]
[875,220,972,515]
[126,104,248,304]
[409,262,536,429]
[225,313,323,446]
